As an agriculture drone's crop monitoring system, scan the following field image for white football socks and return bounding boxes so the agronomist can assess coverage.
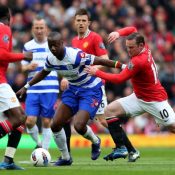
[53,129,70,160]
[83,125,99,144]
[42,128,52,150]
[27,125,41,147]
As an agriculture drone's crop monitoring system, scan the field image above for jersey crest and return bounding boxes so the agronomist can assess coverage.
[127,61,134,70]
[83,42,89,48]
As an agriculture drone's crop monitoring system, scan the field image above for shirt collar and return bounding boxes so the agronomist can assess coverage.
[78,29,91,40]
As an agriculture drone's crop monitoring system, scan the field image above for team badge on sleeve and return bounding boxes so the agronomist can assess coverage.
[3,35,9,43]
[80,52,86,58]
[99,42,106,49]
[127,61,134,70]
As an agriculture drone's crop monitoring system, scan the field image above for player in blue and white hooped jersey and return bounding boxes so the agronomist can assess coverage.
[21,17,59,150]
[17,32,121,166]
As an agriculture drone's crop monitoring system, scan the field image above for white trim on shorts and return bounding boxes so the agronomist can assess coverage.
[0,83,20,112]
[96,85,108,115]
[117,93,175,126]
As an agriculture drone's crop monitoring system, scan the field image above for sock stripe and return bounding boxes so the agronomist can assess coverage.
[17,125,25,133]
[106,118,119,124]
[0,120,13,133]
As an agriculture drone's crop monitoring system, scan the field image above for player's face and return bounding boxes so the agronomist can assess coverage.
[74,15,90,34]
[32,20,47,42]
[48,39,64,59]
[126,39,143,57]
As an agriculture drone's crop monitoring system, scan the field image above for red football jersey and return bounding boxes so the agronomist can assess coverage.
[0,23,12,83]
[96,45,167,102]
[72,30,107,56]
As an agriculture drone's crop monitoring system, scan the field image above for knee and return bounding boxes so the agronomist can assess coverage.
[74,121,85,134]
[14,111,26,126]
[42,118,51,128]
[50,120,62,133]
[26,118,36,129]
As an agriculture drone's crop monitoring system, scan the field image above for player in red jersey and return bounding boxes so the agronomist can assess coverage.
[85,28,175,146]
[0,5,32,170]
[61,9,139,162]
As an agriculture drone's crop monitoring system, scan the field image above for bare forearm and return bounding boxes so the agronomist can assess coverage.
[93,57,122,69]
[28,69,50,86]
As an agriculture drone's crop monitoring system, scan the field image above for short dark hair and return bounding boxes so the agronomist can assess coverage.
[0,5,10,21]
[74,8,91,20]
[126,32,145,45]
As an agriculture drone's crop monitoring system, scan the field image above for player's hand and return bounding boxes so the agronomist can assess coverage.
[28,62,38,71]
[60,78,69,91]
[24,52,33,61]
[16,87,27,99]
[108,32,120,43]
[84,66,98,76]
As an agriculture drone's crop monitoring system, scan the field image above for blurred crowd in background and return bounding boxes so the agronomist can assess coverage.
[1,0,175,135]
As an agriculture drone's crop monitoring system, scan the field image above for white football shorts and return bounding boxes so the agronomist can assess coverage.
[117,93,175,126]
[0,83,20,112]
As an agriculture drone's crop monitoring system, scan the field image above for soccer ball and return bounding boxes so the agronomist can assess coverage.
[30,148,51,167]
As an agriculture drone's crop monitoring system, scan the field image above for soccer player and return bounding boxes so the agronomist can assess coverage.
[85,27,175,144]
[71,9,139,162]
[0,5,32,170]
[21,16,60,150]
[16,32,124,166]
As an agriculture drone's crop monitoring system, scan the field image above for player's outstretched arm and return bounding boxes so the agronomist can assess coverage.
[93,56,125,69]
[0,49,32,62]
[16,69,50,98]
[108,26,137,43]
[85,65,130,84]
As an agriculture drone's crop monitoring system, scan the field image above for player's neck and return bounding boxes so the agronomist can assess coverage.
[34,37,47,44]
[78,29,90,39]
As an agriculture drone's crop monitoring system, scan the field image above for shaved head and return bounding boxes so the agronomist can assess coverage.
[48,32,62,41]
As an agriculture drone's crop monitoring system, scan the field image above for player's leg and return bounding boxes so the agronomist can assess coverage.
[0,84,26,138]
[63,120,71,153]
[96,87,128,160]
[51,102,73,166]
[25,93,41,148]
[0,126,25,170]
[74,87,102,160]
[40,93,57,150]
[26,116,41,148]
[104,93,143,161]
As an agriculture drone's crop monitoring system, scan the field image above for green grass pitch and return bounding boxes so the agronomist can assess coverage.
[0,147,175,175]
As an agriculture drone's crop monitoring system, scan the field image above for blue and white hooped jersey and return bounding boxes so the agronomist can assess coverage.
[44,47,102,89]
[22,39,59,93]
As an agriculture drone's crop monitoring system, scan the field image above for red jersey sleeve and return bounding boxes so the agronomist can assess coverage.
[117,27,137,36]
[95,57,141,84]
[93,34,107,56]
[0,24,12,51]
[0,49,24,62]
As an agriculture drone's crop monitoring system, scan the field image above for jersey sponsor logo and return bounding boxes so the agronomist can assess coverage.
[83,42,89,48]
[99,42,105,49]
[3,35,9,43]
[127,61,134,70]
[66,64,73,70]
[80,52,86,58]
